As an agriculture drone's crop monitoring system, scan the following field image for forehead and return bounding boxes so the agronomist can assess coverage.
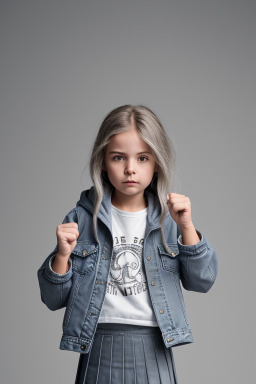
[106,128,151,153]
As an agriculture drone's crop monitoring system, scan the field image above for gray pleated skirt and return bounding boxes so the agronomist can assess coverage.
[75,323,178,384]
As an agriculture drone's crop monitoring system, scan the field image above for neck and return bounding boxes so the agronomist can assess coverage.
[111,190,147,212]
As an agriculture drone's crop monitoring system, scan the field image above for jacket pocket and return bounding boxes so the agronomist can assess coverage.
[71,241,98,274]
[157,243,180,273]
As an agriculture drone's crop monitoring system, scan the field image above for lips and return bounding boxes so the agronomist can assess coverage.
[124,180,137,183]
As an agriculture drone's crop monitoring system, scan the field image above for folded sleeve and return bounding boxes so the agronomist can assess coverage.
[177,227,218,293]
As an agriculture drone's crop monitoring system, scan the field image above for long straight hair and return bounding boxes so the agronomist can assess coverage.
[89,105,176,254]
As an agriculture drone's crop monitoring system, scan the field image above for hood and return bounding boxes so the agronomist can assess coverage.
[76,184,162,231]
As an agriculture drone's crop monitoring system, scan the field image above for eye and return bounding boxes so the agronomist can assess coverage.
[138,156,148,162]
[112,155,124,161]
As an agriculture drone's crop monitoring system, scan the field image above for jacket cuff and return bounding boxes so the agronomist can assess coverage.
[177,229,207,255]
[44,253,73,283]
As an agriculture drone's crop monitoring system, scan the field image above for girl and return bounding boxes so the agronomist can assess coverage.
[38,105,218,384]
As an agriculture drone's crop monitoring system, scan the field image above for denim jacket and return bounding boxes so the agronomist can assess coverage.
[37,185,218,354]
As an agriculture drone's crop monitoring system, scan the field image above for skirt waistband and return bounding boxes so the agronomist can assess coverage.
[96,322,161,335]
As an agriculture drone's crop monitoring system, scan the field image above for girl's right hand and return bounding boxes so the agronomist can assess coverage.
[56,222,79,258]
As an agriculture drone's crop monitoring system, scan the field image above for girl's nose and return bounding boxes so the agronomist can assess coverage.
[125,160,136,174]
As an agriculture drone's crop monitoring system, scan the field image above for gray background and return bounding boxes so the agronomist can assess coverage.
[1,0,255,383]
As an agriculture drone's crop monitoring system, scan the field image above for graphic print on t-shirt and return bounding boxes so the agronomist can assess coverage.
[106,236,147,297]
[99,204,157,326]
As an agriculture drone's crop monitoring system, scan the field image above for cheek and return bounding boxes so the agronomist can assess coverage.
[105,164,120,180]
[145,164,156,178]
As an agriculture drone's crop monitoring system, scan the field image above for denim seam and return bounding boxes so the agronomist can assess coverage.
[173,274,189,326]
[208,265,215,281]
[153,232,174,328]
[80,227,109,338]
[60,283,63,304]
[61,335,91,345]
[179,245,207,256]
[63,273,84,328]
[180,272,193,290]
[43,268,72,284]
[162,328,192,337]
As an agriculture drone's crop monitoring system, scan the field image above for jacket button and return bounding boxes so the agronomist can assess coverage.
[167,338,174,342]
[80,345,86,351]
[82,250,87,256]
[159,309,164,314]
[147,256,151,261]
[151,281,156,286]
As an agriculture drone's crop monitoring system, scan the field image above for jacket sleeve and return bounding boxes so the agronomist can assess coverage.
[37,207,78,311]
[177,227,218,293]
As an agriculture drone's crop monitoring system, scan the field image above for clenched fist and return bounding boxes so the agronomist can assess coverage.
[166,193,200,245]
[56,222,79,257]
[52,222,79,274]
[166,193,193,229]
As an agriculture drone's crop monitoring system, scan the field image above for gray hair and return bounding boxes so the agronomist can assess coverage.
[89,105,176,255]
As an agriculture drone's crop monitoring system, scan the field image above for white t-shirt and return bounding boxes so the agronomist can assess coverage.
[98,204,158,326]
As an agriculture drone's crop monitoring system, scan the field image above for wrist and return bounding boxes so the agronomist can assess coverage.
[52,253,70,274]
[55,251,71,259]
[179,224,201,245]
[179,223,195,233]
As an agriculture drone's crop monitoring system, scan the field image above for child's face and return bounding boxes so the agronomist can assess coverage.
[102,125,157,201]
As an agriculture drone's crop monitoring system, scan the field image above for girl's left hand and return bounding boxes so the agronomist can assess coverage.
[166,193,194,230]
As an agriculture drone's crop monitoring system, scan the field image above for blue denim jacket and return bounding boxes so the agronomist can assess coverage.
[37,186,218,354]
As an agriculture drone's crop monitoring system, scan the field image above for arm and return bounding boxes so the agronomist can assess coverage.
[37,207,78,311]
[167,193,218,293]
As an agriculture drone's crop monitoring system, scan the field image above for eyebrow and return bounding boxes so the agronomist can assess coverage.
[108,151,152,155]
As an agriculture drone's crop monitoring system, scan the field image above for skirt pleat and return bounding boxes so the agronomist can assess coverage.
[152,335,172,384]
[142,334,161,384]
[75,323,178,384]
[133,335,148,384]
[110,334,124,384]
[164,347,177,383]
[123,335,135,384]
